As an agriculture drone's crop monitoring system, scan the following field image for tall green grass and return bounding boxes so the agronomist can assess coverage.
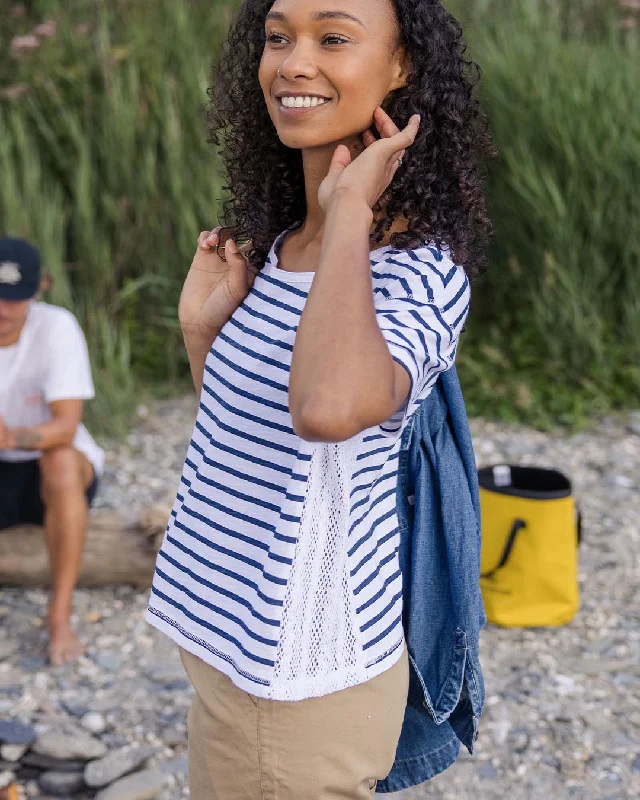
[1,0,638,432]
[450,0,640,426]
[1,0,232,433]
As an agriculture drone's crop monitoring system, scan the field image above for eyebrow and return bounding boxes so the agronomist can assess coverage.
[266,10,366,28]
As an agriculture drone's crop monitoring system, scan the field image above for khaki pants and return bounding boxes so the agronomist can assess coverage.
[180,648,409,800]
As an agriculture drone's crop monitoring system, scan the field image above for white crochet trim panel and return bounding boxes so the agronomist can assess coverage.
[270,438,367,700]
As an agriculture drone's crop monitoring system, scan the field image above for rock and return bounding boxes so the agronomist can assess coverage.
[629,410,640,436]
[39,770,86,796]
[0,743,27,762]
[632,755,640,773]
[145,664,187,684]
[161,727,187,747]
[94,767,165,800]
[85,746,158,789]
[0,771,15,791]
[33,729,107,761]
[0,640,19,661]
[63,700,89,718]
[21,752,88,773]
[159,757,188,776]
[80,712,106,735]
[478,762,500,780]
[0,719,37,746]
[92,652,122,672]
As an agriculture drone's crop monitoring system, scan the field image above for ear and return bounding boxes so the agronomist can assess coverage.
[39,274,54,294]
[389,47,411,92]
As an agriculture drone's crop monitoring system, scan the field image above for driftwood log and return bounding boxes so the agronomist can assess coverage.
[0,502,171,589]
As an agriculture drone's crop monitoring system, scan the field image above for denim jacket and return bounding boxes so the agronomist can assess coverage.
[378,367,486,794]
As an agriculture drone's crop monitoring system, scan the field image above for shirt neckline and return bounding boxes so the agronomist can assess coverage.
[261,223,394,283]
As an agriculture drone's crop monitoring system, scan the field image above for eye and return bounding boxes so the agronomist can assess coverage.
[322,34,350,46]
[266,33,289,46]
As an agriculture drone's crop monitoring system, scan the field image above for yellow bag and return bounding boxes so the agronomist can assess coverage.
[479,465,580,627]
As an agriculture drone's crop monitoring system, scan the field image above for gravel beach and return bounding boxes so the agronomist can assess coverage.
[1,396,638,799]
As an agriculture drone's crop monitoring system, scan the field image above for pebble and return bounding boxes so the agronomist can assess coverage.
[629,411,640,436]
[0,744,27,763]
[94,767,165,800]
[159,756,188,776]
[21,753,88,773]
[33,729,108,761]
[0,720,37,746]
[80,712,106,735]
[0,771,15,790]
[0,640,19,661]
[38,770,86,796]
[85,746,158,788]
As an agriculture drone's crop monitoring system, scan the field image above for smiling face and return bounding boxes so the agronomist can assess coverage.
[259,0,409,151]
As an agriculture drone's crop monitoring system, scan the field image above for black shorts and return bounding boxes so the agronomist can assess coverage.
[0,459,99,531]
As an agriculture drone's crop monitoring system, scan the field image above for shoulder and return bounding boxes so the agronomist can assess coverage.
[31,303,87,344]
[33,302,82,329]
[371,245,470,310]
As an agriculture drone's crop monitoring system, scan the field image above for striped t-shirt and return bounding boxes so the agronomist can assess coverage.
[146,230,470,701]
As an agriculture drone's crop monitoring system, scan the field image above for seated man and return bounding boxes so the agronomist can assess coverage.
[0,238,104,665]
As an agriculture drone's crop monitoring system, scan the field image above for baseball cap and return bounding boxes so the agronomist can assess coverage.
[0,238,41,300]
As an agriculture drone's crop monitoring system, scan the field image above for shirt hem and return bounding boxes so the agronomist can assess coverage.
[146,605,405,701]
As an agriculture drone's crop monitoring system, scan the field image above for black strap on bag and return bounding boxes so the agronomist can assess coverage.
[481,519,527,580]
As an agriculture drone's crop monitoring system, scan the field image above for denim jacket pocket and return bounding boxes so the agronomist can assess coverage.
[408,628,468,725]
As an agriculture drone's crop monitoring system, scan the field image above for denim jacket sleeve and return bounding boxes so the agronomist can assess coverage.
[378,368,485,793]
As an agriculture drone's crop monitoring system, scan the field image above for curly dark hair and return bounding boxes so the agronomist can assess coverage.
[207,0,495,278]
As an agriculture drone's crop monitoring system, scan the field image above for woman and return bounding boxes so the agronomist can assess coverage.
[146,0,493,797]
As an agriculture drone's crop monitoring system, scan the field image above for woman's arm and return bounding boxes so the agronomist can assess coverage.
[289,189,411,443]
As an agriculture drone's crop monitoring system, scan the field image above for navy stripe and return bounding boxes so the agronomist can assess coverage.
[147,607,269,687]
[150,586,275,667]
[199,403,300,458]
[356,569,402,615]
[174,517,287,587]
[157,553,279,626]
[252,287,301,317]
[212,350,289,394]
[442,278,467,313]
[156,566,279,646]
[165,533,283,606]
[195,426,296,476]
[350,517,398,575]
[218,331,291,374]
[353,547,400,596]
[228,315,294,352]
[205,364,289,414]
[188,489,274,536]
[363,613,403,651]
[359,591,402,634]
[260,272,310,299]
[240,299,297,333]
[202,384,293,435]
[349,487,396,535]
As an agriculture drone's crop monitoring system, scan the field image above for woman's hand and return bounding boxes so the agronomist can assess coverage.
[178,227,258,340]
[318,108,420,214]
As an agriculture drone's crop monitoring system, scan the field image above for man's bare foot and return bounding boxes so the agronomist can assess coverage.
[47,613,83,666]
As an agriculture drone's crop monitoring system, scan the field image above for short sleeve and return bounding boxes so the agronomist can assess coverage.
[43,310,96,404]
[373,246,470,435]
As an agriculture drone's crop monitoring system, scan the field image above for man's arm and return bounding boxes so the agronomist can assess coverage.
[0,399,83,451]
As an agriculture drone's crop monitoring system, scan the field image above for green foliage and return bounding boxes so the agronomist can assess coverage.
[449,0,640,426]
[0,0,232,433]
[1,0,637,433]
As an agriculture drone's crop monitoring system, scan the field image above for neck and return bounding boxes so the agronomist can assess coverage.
[0,309,29,348]
[299,135,367,245]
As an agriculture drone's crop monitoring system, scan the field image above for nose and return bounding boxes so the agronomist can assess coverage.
[278,40,318,81]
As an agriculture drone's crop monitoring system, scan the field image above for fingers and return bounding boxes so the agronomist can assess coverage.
[198,226,223,251]
[362,129,377,149]
[373,108,420,155]
[329,144,352,172]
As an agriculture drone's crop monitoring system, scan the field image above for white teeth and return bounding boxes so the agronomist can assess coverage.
[280,96,328,109]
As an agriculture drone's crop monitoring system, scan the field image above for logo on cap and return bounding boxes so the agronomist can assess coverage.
[0,261,22,285]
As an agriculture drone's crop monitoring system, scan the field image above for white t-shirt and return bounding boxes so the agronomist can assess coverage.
[0,302,104,476]
[146,231,470,702]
